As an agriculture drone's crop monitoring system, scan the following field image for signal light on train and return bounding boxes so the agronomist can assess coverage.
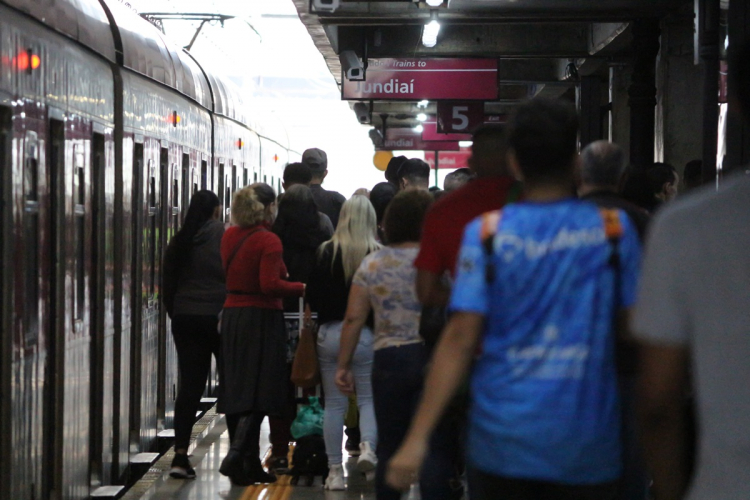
[237,139,244,150]
[273,154,279,162]
[14,50,41,73]
[168,111,181,127]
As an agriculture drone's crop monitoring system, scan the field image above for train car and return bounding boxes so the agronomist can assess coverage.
[0,0,297,498]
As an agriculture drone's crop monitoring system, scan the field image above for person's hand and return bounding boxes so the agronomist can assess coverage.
[335,367,354,395]
[386,438,428,491]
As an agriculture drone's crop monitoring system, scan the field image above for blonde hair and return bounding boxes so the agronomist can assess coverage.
[231,183,275,227]
[320,195,381,282]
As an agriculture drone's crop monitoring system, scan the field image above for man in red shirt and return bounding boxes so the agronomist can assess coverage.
[415,125,519,307]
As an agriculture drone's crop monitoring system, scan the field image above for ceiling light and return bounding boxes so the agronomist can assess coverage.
[413,124,424,133]
[425,0,444,6]
[417,100,429,108]
[422,20,440,48]
[459,141,473,148]
[417,113,428,122]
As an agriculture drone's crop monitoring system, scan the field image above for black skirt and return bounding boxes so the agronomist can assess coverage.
[217,306,288,416]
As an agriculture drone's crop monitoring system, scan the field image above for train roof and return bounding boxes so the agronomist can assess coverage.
[2,0,116,62]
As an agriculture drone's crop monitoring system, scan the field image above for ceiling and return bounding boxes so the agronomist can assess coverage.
[292,0,692,136]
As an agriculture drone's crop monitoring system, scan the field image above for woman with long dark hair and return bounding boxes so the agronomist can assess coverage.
[218,183,305,486]
[162,189,225,479]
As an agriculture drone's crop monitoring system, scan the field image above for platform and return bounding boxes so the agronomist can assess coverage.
[137,417,420,500]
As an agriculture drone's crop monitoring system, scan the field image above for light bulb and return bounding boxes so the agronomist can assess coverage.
[425,0,443,6]
[422,20,440,48]
[459,141,473,148]
[417,113,428,122]
[417,100,429,108]
[413,124,424,133]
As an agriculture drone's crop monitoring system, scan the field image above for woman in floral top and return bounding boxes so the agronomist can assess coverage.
[335,189,438,500]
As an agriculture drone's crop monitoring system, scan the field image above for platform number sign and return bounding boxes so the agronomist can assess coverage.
[437,101,484,134]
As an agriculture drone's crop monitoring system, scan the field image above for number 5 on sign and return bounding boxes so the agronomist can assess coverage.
[437,102,484,134]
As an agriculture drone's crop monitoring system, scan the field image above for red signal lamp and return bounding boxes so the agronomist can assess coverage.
[14,50,41,73]
[273,154,279,162]
[168,111,181,126]
[237,139,244,150]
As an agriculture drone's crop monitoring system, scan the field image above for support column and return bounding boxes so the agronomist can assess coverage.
[726,0,750,171]
[580,76,604,148]
[698,0,721,183]
[628,19,661,169]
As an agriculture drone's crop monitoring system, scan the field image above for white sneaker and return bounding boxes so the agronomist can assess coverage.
[356,442,377,473]
[325,464,345,490]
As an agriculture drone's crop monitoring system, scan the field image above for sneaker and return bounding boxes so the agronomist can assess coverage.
[169,453,196,479]
[269,456,290,475]
[324,464,345,490]
[356,442,377,473]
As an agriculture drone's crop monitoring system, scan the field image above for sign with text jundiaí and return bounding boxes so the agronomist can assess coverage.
[342,59,498,101]
[425,150,472,170]
[379,127,460,152]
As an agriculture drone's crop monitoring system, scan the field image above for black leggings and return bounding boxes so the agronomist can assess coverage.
[171,314,220,451]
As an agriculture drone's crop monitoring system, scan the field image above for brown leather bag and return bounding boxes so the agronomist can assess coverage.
[291,299,321,388]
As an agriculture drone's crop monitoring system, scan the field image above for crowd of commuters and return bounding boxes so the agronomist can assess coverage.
[161,40,750,500]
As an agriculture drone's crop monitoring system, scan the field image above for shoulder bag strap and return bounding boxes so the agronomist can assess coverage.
[480,210,503,285]
[224,227,266,275]
[598,208,624,333]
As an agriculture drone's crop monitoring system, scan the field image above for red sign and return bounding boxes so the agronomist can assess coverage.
[425,150,472,170]
[437,101,485,133]
[422,120,472,141]
[342,59,498,101]
[379,128,460,151]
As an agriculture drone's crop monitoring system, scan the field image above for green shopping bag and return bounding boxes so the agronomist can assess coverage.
[291,397,324,439]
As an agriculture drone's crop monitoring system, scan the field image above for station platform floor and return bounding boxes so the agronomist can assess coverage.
[138,416,420,500]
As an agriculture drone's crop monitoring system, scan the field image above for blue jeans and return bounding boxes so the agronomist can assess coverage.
[372,343,457,500]
[317,321,377,465]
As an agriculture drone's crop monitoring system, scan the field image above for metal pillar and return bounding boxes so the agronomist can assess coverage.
[628,19,661,169]
[580,75,604,148]
[698,0,721,183]
[726,0,750,171]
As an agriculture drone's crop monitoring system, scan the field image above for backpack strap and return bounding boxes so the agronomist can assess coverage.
[598,208,623,268]
[224,226,266,275]
[480,210,502,285]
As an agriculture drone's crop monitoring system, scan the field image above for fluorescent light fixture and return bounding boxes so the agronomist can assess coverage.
[413,124,424,133]
[459,141,473,148]
[425,0,444,6]
[422,20,440,48]
[417,113,428,122]
[417,100,429,108]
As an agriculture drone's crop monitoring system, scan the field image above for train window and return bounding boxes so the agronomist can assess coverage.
[218,163,225,220]
[243,165,248,186]
[25,129,43,343]
[181,153,190,219]
[148,172,156,298]
[74,148,85,321]
[277,178,281,195]
[263,174,267,184]
[201,159,208,190]
[254,172,258,183]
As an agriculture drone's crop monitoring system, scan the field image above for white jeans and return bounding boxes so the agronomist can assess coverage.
[316,321,377,465]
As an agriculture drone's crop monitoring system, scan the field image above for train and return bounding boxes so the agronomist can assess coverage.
[0,0,298,498]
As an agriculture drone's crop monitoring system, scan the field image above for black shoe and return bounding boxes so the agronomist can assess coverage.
[269,456,290,475]
[169,453,196,479]
[219,450,244,479]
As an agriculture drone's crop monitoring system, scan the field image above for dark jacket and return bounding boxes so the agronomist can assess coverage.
[310,184,346,228]
[163,219,226,317]
[307,243,350,325]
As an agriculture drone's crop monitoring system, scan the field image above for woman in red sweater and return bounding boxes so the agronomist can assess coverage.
[218,183,305,485]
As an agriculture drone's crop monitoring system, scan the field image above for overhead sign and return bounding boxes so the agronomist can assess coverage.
[422,120,472,141]
[342,58,498,101]
[379,128,460,151]
[437,102,508,133]
[425,150,472,170]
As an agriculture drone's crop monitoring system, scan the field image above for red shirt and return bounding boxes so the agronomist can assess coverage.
[222,223,305,309]
[415,176,518,278]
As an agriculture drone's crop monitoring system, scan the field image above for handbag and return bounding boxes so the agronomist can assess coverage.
[291,298,321,388]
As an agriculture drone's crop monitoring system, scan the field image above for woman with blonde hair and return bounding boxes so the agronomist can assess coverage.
[217,183,305,486]
[307,194,382,490]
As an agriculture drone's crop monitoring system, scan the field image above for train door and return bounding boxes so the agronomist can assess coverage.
[0,105,12,500]
[159,147,180,430]
[130,141,160,453]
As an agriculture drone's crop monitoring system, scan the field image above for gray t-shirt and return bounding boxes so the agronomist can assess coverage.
[633,174,750,500]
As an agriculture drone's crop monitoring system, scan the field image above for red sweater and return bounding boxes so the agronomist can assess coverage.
[221,223,305,309]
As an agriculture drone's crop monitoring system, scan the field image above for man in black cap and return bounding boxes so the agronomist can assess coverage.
[302,147,346,228]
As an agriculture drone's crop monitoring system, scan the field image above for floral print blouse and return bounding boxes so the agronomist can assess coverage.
[352,246,423,350]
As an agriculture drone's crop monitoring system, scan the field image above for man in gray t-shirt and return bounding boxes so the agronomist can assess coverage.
[634,174,750,500]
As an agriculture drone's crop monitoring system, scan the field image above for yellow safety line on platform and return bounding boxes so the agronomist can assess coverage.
[240,476,295,500]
